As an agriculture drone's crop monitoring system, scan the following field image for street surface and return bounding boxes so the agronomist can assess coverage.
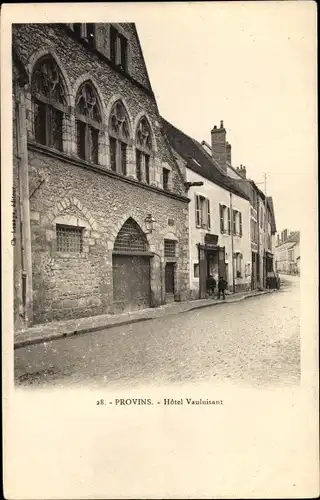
[15,275,300,389]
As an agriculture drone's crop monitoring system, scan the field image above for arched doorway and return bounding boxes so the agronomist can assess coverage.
[112,218,152,313]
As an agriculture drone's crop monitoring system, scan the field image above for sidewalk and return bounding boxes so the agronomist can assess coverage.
[14,289,275,349]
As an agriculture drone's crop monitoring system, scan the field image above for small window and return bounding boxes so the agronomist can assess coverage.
[110,25,128,71]
[164,239,176,258]
[163,168,170,190]
[73,23,82,37]
[85,23,96,47]
[56,224,84,253]
[119,34,128,70]
[194,263,199,278]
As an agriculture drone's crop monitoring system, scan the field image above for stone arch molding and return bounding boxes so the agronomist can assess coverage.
[133,111,158,153]
[26,47,73,106]
[105,94,134,139]
[72,73,108,123]
[109,213,153,251]
[44,197,98,231]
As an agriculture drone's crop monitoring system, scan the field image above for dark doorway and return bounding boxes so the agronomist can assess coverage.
[112,218,151,313]
[165,262,175,295]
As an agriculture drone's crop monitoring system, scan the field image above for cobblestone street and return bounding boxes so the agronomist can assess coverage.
[15,275,300,389]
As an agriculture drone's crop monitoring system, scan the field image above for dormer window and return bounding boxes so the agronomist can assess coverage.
[72,23,96,48]
[110,25,128,71]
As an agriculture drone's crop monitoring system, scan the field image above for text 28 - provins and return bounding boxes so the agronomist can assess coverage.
[96,398,224,406]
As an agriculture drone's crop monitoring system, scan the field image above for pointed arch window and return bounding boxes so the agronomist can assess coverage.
[31,56,68,151]
[109,101,130,176]
[113,218,148,252]
[135,117,152,184]
[75,82,102,164]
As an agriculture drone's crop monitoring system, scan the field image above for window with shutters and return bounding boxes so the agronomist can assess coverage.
[195,195,210,229]
[75,81,101,164]
[233,210,243,237]
[109,25,128,72]
[109,100,130,175]
[72,23,96,48]
[220,204,230,234]
[135,117,152,184]
[196,195,201,227]
[31,56,68,151]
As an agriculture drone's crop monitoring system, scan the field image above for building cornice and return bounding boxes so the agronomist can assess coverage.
[27,142,190,204]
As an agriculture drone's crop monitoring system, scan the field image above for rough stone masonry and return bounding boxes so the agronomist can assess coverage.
[12,23,190,326]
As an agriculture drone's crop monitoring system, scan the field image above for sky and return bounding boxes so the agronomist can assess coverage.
[134,1,317,232]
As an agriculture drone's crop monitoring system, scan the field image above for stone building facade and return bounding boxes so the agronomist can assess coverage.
[12,23,190,328]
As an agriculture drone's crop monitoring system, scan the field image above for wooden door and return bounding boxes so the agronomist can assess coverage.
[113,255,151,313]
[218,246,226,280]
[199,246,207,299]
[165,263,175,294]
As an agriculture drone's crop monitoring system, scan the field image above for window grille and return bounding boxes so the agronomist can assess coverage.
[164,239,176,258]
[113,218,148,252]
[56,224,83,253]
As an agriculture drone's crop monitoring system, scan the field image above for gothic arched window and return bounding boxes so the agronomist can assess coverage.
[135,117,152,184]
[31,56,68,151]
[109,101,130,175]
[114,218,148,252]
[75,82,102,164]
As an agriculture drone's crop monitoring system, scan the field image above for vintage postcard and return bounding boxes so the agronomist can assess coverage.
[1,2,319,499]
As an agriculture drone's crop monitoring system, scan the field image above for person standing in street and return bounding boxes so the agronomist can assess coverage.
[218,276,227,300]
[206,274,216,297]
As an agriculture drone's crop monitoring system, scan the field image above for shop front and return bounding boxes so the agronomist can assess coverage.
[197,234,226,299]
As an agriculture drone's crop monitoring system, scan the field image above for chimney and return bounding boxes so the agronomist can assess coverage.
[236,164,247,179]
[283,229,288,241]
[226,141,232,164]
[211,120,227,172]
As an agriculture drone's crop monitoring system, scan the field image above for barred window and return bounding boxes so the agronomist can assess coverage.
[56,224,84,253]
[75,81,101,164]
[114,218,148,252]
[31,56,67,151]
[164,239,176,258]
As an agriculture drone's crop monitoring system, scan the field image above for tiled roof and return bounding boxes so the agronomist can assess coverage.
[266,196,277,234]
[288,231,300,244]
[161,118,250,201]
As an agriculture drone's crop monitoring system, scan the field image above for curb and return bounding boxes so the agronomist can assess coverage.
[14,290,273,350]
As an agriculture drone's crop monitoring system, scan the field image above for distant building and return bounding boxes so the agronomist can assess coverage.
[275,230,300,275]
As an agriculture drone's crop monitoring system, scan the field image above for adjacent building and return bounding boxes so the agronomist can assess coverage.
[163,119,252,299]
[12,23,191,330]
[275,230,300,275]
[201,123,277,290]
